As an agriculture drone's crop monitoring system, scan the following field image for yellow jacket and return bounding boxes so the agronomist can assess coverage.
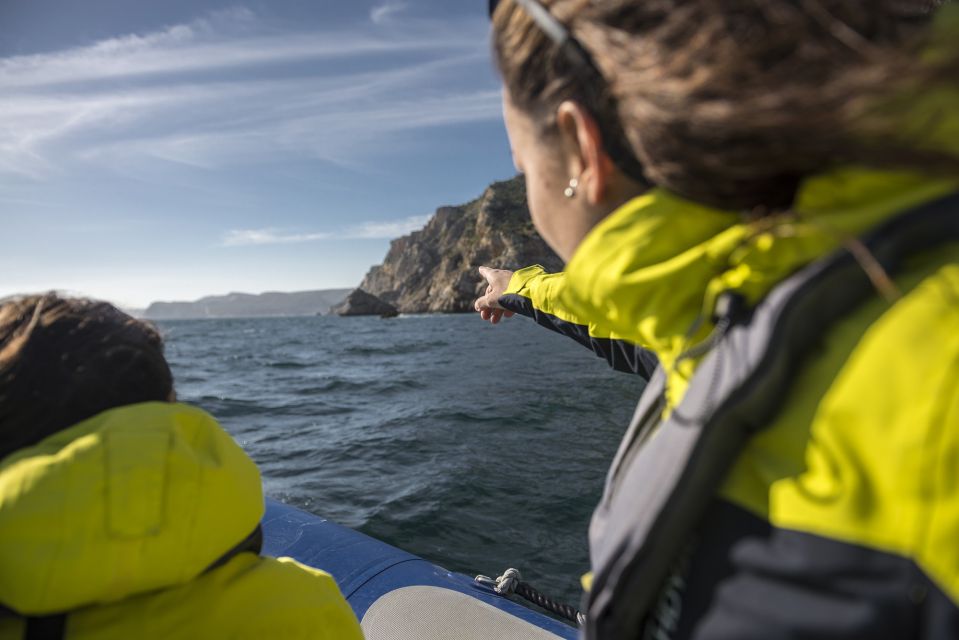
[504,168,959,636]
[0,402,362,639]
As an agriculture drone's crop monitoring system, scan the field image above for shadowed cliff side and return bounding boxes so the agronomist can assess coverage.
[331,289,399,318]
[359,176,563,313]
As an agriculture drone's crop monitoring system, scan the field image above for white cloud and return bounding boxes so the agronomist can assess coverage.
[345,214,432,239]
[222,214,431,247]
[371,2,408,25]
[0,8,497,179]
[222,229,331,246]
[0,10,457,90]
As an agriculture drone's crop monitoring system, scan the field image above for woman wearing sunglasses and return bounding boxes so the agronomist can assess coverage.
[480,1,959,638]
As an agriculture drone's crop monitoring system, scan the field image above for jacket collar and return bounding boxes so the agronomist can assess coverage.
[561,169,958,408]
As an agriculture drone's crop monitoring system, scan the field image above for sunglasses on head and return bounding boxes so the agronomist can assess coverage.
[488,0,595,71]
[488,0,648,182]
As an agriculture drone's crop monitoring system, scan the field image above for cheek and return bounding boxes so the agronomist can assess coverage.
[524,166,564,249]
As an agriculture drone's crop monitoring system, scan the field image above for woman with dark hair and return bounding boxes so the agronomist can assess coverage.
[478,1,959,638]
[0,294,362,639]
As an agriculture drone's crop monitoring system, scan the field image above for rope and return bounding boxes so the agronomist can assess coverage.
[514,580,584,625]
[475,568,585,626]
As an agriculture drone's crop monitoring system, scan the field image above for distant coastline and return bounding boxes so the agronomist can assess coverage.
[142,289,351,320]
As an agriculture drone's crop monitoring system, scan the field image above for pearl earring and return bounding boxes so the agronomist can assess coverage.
[564,178,579,198]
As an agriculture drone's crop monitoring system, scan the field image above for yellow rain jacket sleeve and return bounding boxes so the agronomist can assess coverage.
[499,266,658,377]
[0,402,362,640]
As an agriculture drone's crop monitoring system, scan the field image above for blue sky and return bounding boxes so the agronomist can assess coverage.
[0,0,516,308]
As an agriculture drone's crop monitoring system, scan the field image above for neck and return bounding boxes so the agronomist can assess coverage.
[566,175,652,260]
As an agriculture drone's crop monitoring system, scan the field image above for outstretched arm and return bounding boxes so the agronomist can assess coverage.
[475,265,658,378]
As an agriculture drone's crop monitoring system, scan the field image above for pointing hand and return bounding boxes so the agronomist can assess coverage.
[474,266,515,325]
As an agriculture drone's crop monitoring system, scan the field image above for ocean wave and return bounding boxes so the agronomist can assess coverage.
[266,361,312,370]
[293,378,426,395]
[341,342,442,357]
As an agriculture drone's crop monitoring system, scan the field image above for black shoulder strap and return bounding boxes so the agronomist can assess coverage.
[24,616,66,640]
[203,524,264,574]
[584,191,959,639]
[0,607,65,640]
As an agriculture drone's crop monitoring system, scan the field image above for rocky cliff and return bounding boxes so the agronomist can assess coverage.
[359,176,562,313]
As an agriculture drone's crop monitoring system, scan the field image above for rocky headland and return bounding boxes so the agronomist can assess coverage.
[358,176,562,314]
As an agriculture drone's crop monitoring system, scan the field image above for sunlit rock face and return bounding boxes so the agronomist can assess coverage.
[360,176,562,314]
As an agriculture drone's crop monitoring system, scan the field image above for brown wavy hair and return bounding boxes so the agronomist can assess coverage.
[0,294,173,460]
[492,0,959,211]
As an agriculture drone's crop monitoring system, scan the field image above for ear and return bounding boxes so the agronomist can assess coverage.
[555,100,615,205]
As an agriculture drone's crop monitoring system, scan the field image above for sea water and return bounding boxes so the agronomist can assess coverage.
[159,313,646,606]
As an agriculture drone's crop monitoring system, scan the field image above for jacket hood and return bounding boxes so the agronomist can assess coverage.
[0,402,263,615]
[561,169,958,409]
